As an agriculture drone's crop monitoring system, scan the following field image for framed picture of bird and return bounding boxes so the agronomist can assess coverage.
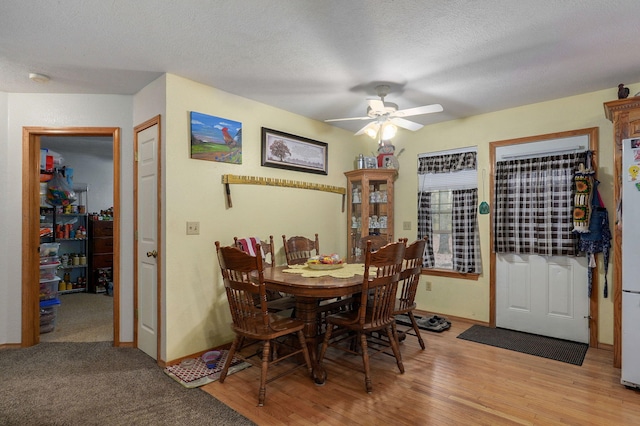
[190,111,242,164]
[261,127,328,175]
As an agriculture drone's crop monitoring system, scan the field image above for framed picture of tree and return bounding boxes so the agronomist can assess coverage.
[260,128,328,175]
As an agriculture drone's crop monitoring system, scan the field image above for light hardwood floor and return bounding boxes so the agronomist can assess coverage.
[202,316,640,425]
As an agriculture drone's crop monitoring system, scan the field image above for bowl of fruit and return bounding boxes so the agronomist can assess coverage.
[306,254,345,270]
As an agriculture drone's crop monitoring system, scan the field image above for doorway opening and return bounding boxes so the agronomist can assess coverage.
[40,135,114,343]
[21,127,121,347]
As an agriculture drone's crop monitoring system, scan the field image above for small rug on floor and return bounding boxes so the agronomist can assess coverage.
[395,314,451,332]
[165,350,251,388]
[457,325,588,366]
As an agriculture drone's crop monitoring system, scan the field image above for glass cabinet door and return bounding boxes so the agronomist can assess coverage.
[345,169,396,263]
[366,178,390,238]
[349,177,363,262]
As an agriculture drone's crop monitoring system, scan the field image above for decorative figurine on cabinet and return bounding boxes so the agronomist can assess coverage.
[619,84,630,99]
[352,188,361,203]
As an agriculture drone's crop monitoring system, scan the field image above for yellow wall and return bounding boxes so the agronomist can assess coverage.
[162,74,362,360]
[157,73,637,359]
[395,83,640,346]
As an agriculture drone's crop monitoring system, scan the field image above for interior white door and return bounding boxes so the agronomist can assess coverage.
[496,253,589,343]
[136,123,159,359]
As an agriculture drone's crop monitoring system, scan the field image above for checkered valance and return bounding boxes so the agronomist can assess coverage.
[418,151,477,174]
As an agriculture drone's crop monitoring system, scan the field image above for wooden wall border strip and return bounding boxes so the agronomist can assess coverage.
[222,174,346,211]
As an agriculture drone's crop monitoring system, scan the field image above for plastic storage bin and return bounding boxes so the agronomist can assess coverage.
[40,255,59,265]
[39,242,60,257]
[39,263,59,281]
[39,298,60,334]
[39,277,60,301]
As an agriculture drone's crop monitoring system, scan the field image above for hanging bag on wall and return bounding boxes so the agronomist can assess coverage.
[46,171,76,206]
[578,182,611,297]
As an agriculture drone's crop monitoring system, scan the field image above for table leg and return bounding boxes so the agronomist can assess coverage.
[295,296,326,385]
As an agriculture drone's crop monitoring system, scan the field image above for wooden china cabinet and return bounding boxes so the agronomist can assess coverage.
[604,97,640,368]
[345,169,397,263]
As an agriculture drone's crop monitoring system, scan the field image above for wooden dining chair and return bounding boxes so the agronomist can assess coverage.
[353,234,389,262]
[233,235,296,313]
[394,237,428,350]
[317,240,406,393]
[215,241,312,407]
[282,233,319,266]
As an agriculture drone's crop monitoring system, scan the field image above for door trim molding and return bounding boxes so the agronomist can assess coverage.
[489,127,599,347]
[133,115,162,363]
[21,126,121,346]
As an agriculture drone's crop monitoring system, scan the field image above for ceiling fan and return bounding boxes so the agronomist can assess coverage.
[324,84,443,141]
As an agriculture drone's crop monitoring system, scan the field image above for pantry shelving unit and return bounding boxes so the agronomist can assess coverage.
[39,183,90,294]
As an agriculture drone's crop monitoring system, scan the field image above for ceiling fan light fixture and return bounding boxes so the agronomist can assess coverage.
[381,123,397,140]
[324,83,443,137]
[365,124,379,139]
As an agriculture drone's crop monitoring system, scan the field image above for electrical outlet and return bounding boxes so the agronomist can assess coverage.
[403,221,411,230]
[186,221,200,235]
[425,281,432,291]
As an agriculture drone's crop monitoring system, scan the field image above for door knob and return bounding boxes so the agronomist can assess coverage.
[146,250,158,258]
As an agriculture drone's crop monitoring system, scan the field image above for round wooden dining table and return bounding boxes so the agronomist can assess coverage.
[262,265,364,385]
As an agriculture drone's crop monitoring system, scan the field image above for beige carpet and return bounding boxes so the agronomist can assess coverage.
[0,341,255,425]
[40,292,113,342]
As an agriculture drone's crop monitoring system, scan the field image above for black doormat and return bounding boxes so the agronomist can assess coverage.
[457,325,588,366]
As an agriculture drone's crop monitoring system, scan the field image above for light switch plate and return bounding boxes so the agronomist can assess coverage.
[186,221,200,235]
[403,221,411,230]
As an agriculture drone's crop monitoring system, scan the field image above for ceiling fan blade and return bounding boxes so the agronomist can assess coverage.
[390,117,423,131]
[324,116,371,122]
[392,103,443,118]
[367,98,385,112]
[355,121,379,136]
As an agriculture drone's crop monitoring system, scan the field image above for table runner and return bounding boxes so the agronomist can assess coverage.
[282,263,369,278]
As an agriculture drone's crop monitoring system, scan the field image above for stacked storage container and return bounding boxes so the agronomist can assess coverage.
[39,243,61,334]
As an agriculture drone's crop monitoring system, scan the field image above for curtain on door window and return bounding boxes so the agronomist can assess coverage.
[418,151,482,273]
[493,152,587,256]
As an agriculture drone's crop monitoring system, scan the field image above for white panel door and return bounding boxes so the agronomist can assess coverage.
[496,253,589,343]
[136,124,159,359]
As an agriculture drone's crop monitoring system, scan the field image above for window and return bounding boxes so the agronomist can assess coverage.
[417,148,481,275]
[430,190,453,269]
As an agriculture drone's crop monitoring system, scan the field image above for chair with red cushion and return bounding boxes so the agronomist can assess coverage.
[234,235,296,313]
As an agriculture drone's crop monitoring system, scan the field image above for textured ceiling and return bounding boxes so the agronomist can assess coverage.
[2,1,640,134]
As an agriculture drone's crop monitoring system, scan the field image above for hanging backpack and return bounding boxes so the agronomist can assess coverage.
[577,182,611,298]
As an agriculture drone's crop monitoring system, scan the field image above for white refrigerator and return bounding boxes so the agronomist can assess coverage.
[622,137,640,389]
